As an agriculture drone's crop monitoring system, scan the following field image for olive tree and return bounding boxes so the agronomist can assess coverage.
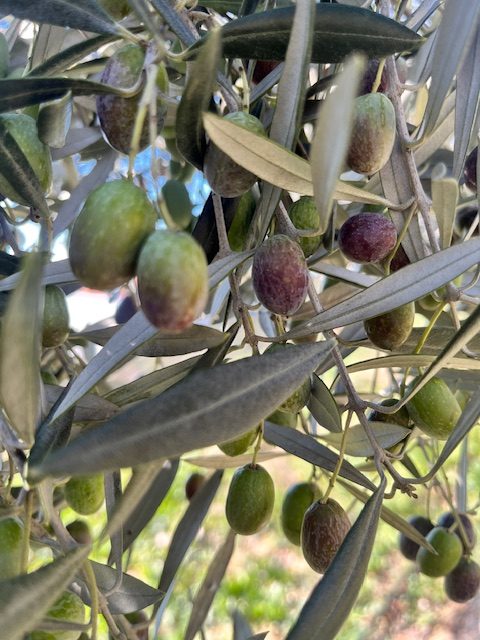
[0,0,479,638]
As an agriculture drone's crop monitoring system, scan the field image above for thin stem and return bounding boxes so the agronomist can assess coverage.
[323,410,353,502]
[212,193,231,258]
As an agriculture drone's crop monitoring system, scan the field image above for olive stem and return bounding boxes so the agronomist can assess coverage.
[212,193,231,258]
[251,421,264,467]
[83,560,99,640]
[371,59,386,94]
[21,490,33,573]
[127,62,159,179]
[322,410,353,503]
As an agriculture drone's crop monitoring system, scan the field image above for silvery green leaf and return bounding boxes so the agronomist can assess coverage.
[120,459,179,553]
[285,237,480,339]
[347,354,480,375]
[0,258,76,292]
[309,262,377,288]
[157,471,223,602]
[37,91,72,149]
[0,546,89,640]
[286,480,385,640]
[420,0,480,138]
[53,151,116,237]
[77,324,227,357]
[263,423,375,491]
[0,253,43,447]
[149,0,197,46]
[184,450,286,469]
[51,127,103,160]
[323,422,411,457]
[184,529,236,640]
[30,342,332,479]
[308,374,342,433]
[87,561,163,614]
[453,23,480,180]
[0,0,120,35]
[405,0,441,31]
[431,176,458,249]
[45,385,119,422]
[104,356,201,407]
[29,34,114,77]
[176,28,221,170]
[30,24,67,69]
[233,610,254,640]
[337,479,435,552]
[311,55,365,234]
[399,326,480,356]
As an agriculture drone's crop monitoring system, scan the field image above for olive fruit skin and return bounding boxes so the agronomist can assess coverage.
[387,244,410,272]
[0,113,52,205]
[42,285,70,348]
[281,482,320,546]
[66,520,92,546]
[338,213,397,264]
[137,230,208,332]
[99,0,131,19]
[288,197,322,257]
[265,343,311,412]
[252,234,309,316]
[416,526,463,577]
[97,44,167,154]
[406,376,461,440]
[218,428,258,456]
[204,112,265,198]
[185,473,205,500]
[0,517,23,579]
[464,146,478,193]
[444,557,480,603]
[227,190,256,252]
[29,591,85,640]
[301,499,350,573]
[347,93,396,175]
[64,474,104,516]
[225,464,275,535]
[115,293,137,324]
[437,511,476,552]
[69,180,156,291]
[364,302,415,351]
[252,60,280,84]
[398,515,434,561]
[125,611,149,640]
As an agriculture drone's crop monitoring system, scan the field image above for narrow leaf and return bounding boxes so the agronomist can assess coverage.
[0,546,89,640]
[157,470,223,597]
[176,28,221,169]
[31,343,332,479]
[188,4,423,62]
[347,354,480,375]
[0,259,76,292]
[77,323,227,357]
[311,54,365,233]
[121,459,179,553]
[0,0,119,35]
[263,422,376,491]
[37,92,73,149]
[431,176,458,249]
[453,22,480,179]
[0,118,50,214]
[88,561,163,614]
[150,0,197,46]
[307,374,342,433]
[323,422,411,457]
[420,0,480,138]
[185,450,286,469]
[0,253,43,446]
[29,34,115,77]
[286,480,385,640]
[184,529,236,640]
[286,238,480,339]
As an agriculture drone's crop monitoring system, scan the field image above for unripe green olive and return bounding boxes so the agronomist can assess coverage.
[281,482,320,546]
[225,464,275,535]
[416,526,463,577]
[64,474,104,516]
[42,285,70,348]
[406,376,461,440]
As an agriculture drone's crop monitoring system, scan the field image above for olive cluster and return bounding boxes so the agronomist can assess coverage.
[400,511,479,603]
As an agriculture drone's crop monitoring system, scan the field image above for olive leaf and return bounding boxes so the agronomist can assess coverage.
[263,423,376,491]
[29,341,333,479]
[0,253,43,447]
[347,354,480,375]
[420,0,480,139]
[0,259,76,292]
[308,374,342,433]
[0,118,50,214]
[85,561,164,614]
[0,0,120,35]
[431,176,458,250]
[0,546,90,640]
[157,470,223,603]
[77,323,227,357]
[150,0,197,47]
[286,480,385,640]
[37,91,72,149]
[187,4,423,62]
[184,450,287,469]
[176,28,221,170]
[323,422,411,457]
[286,237,480,339]
[28,34,115,77]
[311,54,365,234]
[203,113,397,208]
[184,529,236,640]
